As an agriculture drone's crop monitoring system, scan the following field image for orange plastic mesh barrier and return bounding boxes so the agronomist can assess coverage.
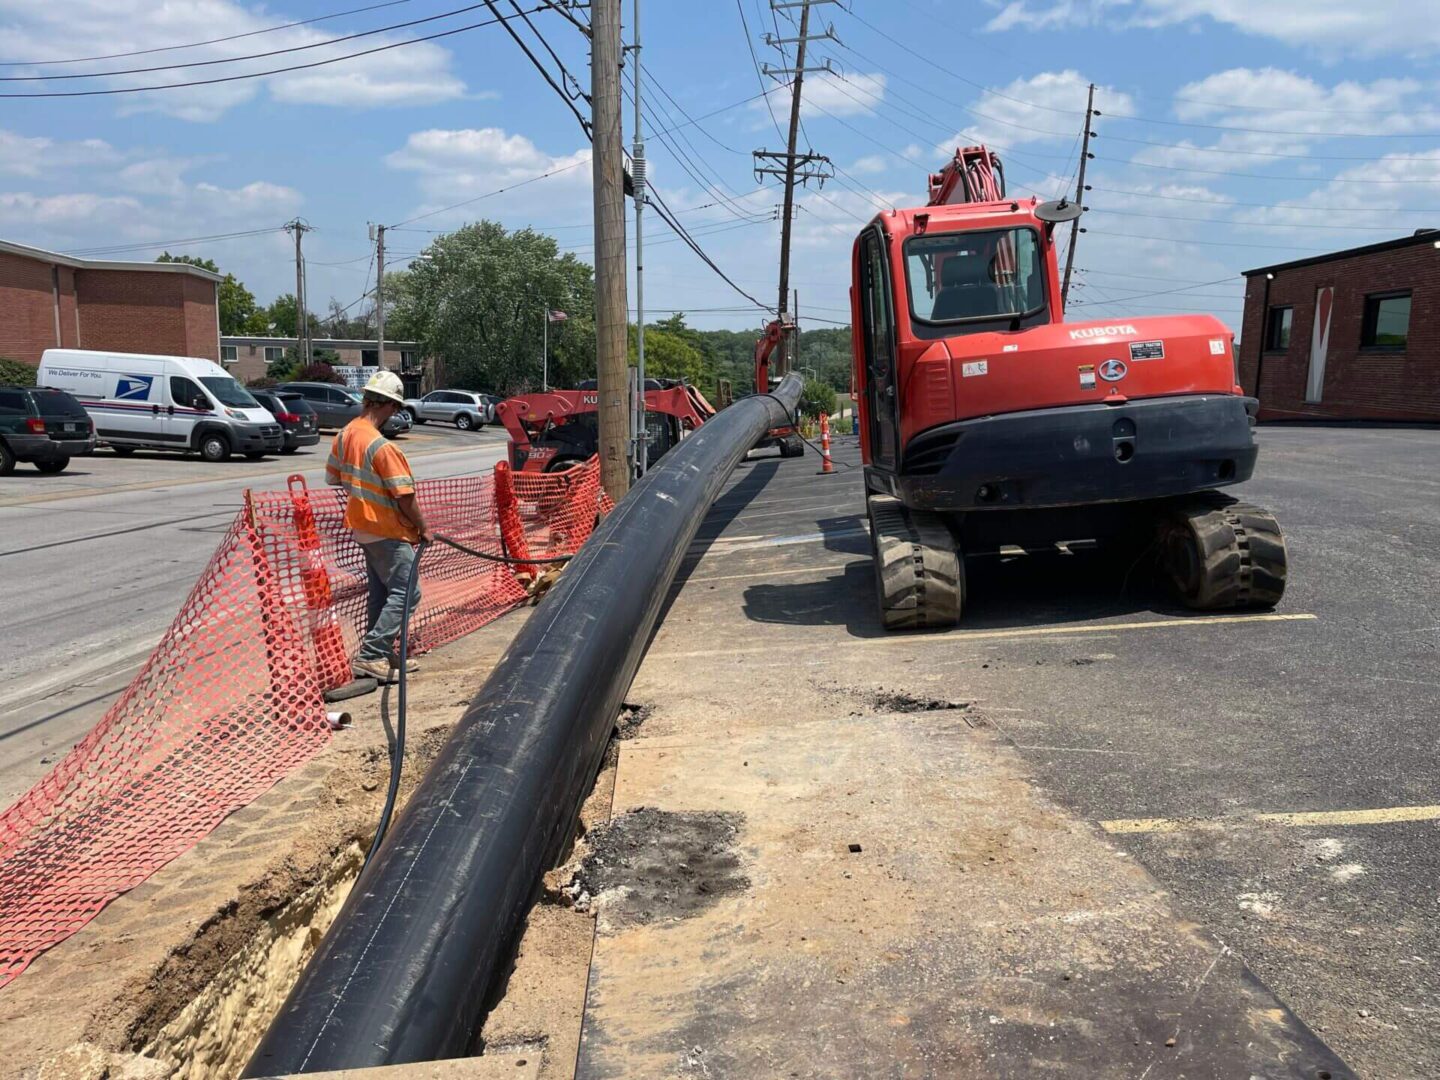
[0,457,608,989]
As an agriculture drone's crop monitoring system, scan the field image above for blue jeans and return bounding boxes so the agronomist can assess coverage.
[357,539,422,662]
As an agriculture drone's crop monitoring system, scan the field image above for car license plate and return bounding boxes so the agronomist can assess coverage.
[64,422,78,432]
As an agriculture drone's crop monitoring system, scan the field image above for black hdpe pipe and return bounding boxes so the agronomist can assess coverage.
[245,374,804,1076]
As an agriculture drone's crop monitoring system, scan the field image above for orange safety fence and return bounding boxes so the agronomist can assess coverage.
[0,457,610,989]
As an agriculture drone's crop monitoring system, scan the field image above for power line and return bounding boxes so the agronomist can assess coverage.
[389,158,589,228]
[1084,228,1325,251]
[0,5,543,98]
[0,2,493,82]
[63,226,285,256]
[1097,155,1440,184]
[1077,267,1245,286]
[647,186,775,313]
[735,0,786,142]
[1095,207,1421,232]
[1087,184,1440,214]
[0,0,415,67]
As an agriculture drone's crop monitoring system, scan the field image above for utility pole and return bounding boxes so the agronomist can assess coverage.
[630,0,648,476]
[1061,83,1096,311]
[372,223,386,370]
[286,219,312,367]
[752,0,836,373]
[591,0,630,502]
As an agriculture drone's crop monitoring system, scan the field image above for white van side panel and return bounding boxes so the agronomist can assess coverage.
[39,351,172,447]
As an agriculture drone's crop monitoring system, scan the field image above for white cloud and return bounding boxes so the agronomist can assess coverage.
[753,72,887,126]
[0,0,469,121]
[0,192,142,231]
[387,127,593,227]
[943,71,1134,149]
[1125,69,1440,173]
[1230,150,1440,231]
[848,155,890,175]
[0,131,121,177]
[984,0,1440,56]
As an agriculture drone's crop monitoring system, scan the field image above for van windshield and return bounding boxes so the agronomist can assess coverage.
[200,376,260,409]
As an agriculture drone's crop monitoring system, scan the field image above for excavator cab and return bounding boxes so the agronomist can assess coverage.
[851,147,1288,630]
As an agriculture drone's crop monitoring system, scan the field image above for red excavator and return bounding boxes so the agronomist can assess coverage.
[498,379,715,473]
[750,318,805,458]
[853,146,1287,628]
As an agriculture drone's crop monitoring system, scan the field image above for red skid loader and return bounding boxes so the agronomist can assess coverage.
[497,380,715,474]
[853,147,1287,628]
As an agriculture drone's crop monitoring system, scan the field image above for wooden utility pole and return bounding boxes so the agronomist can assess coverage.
[752,0,835,373]
[591,0,630,502]
[286,219,312,366]
[1061,83,1096,311]
[775,0,810,367]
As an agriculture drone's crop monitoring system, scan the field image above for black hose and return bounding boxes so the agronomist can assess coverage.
[364,534,576,872]
[758,391,857,469]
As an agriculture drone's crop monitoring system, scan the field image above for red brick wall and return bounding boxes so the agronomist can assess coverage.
[181,273,219,361]
[75,270,216,359]
[0,251,59,365]
[1239,241,1440,421]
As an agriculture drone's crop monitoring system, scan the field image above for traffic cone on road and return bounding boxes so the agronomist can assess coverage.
[818,413,834,475]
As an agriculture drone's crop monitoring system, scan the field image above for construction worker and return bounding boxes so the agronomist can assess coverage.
[325,370,433,683]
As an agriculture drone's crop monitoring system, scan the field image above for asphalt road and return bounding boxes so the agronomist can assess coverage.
[0,423,509,804]
[695,424,1436,1078]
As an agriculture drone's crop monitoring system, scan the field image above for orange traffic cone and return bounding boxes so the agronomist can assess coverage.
[818,413,834,475]
[287,475,350,691]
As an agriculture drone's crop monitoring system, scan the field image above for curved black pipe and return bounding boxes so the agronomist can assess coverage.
[245,374,804,1076]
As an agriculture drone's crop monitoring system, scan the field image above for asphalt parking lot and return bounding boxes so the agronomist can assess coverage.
[677,423,1437,1078]
[0,420,509,804]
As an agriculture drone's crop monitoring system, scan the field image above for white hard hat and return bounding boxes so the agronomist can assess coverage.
[363,369,406,405]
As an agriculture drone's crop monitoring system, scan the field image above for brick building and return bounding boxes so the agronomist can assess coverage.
[220,336,429,390]
[1239,231,1439,421]
[0,239,220,367]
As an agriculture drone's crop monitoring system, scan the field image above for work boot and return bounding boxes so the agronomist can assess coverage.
[352,656,397,683]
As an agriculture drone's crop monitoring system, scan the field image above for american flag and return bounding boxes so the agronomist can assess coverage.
[547,310,568,323]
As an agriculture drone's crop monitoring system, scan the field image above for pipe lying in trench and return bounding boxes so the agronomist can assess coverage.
[245,373,805,1076]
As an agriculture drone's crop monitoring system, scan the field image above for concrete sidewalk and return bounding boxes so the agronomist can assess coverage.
[575,440,1352,1078]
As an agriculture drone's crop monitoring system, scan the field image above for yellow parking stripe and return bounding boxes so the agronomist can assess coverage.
[1101,804,1440,834]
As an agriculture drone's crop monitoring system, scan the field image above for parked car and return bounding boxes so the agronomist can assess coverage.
[0,384,97,475]
[477,393,502,424]
[38,349,281,462]
[401,389,488,430]
[277,382,409,436]
[250,389,321,455]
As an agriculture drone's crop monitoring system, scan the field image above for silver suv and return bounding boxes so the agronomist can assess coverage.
[402,389,488,430]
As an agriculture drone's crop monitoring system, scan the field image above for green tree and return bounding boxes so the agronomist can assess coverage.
[628,323,705,382]
[798,377,837,420]
[388,221,596,393]
[156,252,258,335]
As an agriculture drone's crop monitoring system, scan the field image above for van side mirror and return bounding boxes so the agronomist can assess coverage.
[192,396,212,411]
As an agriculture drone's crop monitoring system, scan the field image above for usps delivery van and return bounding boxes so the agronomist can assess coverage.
[37,349,282,462]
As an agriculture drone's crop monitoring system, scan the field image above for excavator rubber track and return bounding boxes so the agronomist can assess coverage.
[1159,493,1287,610]
[867,494,964,630]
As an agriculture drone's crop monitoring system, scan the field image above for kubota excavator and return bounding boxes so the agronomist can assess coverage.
[853,146,1287,628]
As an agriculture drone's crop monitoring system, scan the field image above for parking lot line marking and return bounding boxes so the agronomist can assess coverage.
[648,613,1317,660]
[1102,804,1440,834]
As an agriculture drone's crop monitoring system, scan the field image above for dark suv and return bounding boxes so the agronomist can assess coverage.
[250,389,321,454]
[277,382,410,435]
[0,385,96,474]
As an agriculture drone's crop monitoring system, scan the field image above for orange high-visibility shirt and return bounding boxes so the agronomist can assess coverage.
[325,417,419,543]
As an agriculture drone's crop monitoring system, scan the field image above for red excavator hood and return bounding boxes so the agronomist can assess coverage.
[896,315,1238,448]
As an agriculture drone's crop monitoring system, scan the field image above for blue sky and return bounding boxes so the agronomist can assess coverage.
[2,0,1437,339]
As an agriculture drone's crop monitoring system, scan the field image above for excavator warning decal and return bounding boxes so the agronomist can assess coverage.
[1129,340,1164,361]
[1078,364,1096,389]
[962,361,988,377]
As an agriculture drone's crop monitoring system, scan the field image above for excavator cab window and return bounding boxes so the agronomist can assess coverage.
[904,227,1047,334]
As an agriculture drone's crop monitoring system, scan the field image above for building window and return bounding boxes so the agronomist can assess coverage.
[1361,291,1410,350]
[264,346,285,365]
[220,345,238,364]
[1264,306,1293,351]
[361,349,380,366]
[400,350,417,371]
